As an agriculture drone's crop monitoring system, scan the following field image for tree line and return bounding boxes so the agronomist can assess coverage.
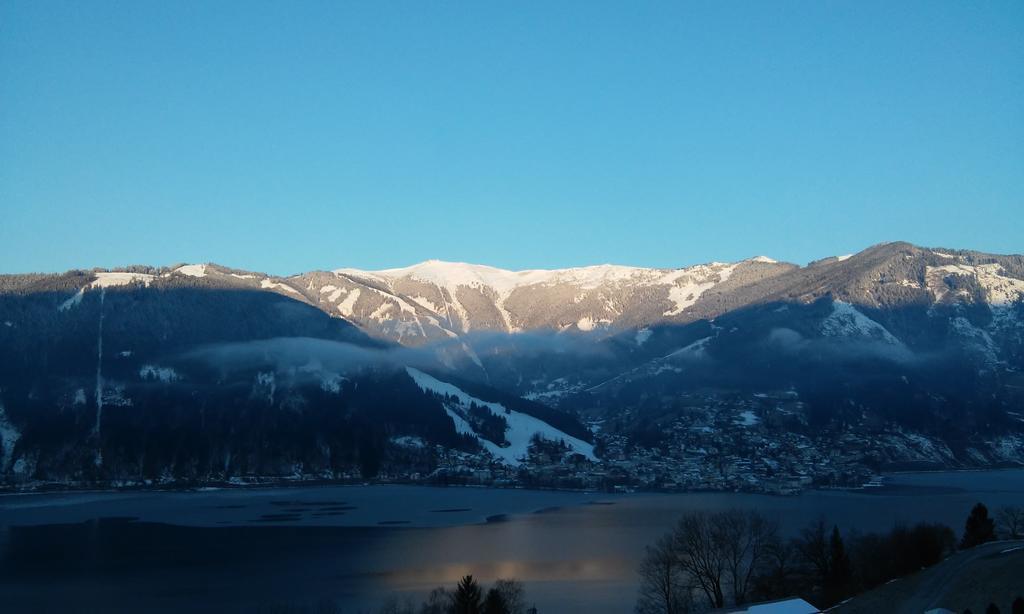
[636,502,1024,613]
[258,576,535,614]
[371,576,534,614]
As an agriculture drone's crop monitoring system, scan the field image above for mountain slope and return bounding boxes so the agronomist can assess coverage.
[287,242,1022,349]
[1,241,1022,491]
[0,278,591,487]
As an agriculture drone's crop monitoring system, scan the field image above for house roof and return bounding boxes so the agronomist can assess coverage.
[715,596,820,614]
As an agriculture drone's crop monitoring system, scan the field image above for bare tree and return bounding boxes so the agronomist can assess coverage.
[717,510,778,604]
[636,533,691,614]
[997,506,1024,539]
[487,579,526,614]
[636,510,780,612]
[795,517,831,587]
[673,512,727,609]
[420,587,452,614]
[374,596,416,614]
[757,536,799,599]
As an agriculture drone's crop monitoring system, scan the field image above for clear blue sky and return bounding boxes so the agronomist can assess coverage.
[2,1,1022,275]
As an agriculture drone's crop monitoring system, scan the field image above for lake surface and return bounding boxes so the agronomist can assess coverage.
[2,470,1023,613]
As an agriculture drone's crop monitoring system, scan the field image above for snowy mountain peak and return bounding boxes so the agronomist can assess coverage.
[25,241,1024,349]
[337,259,756,295]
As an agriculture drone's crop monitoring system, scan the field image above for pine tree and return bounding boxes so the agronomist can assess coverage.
[961,502,997,549]
[825,525,852,603]
[482,587,508,614]
[453,575,483,614]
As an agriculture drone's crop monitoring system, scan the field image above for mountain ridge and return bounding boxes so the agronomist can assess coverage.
[11,241,1019,347]
[1,241,1023,491]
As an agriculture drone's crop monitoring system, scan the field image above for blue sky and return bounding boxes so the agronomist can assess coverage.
[1,1,1021,275]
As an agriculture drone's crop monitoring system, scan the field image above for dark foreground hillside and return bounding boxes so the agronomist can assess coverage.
[834,540,1024,614]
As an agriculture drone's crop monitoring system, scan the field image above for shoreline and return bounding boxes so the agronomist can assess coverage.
[2,466,1023,502]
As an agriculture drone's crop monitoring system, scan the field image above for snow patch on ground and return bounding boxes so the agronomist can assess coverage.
[260,279,301,295]
[410,295,441,313]
[58,288,85,312]
[662,264,737,316]
[885,432,956,464]
[369,302,393,321]
[835,254,853,262]
[391,435,427,449]
[988,435,1024,462]
[821,301,905,348]
[926,263,1024,306]
[663,279,715,315]
[336,288,361,317]
[91,272,154,288]
[576,316,611,331]
[635,328,653,346]
[975,264,1024,305]
[139,365,179,383]
[737,410,761,426]
[405,367,596,465]
[175,264,207,278]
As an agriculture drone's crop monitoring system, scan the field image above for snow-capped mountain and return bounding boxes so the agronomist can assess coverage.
[1,241,1023,490]
[322,257,784,342]
[28,242,1022,349]
[87,241,1017,349]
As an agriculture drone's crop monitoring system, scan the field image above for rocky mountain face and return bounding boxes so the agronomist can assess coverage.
[1,242,1022,490]
[313,242,1023,346]
[65,242,1015,351]
[307,257,793,344]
